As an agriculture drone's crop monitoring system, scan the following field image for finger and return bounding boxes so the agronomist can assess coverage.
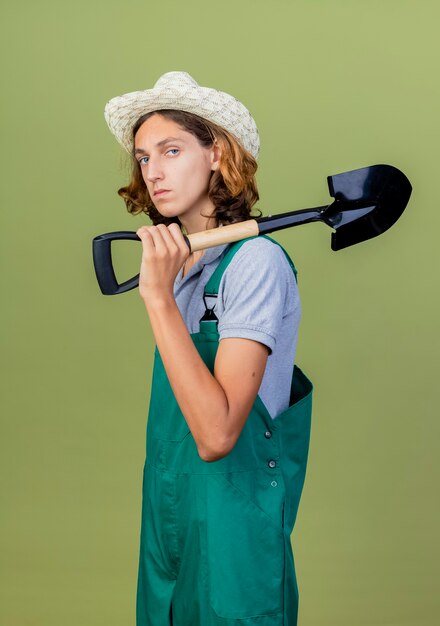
[136,226,157,256]
[136,226,154,245]
[150,224,176,258]
[155,223,180,255]
[168,222,191,257]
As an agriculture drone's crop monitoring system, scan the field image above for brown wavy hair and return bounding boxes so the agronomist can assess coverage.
[117,109,262,229]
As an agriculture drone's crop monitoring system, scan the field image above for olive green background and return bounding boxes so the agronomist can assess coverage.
[1,1,438,624]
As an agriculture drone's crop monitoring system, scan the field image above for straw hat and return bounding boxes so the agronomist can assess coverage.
[104,71,260,159]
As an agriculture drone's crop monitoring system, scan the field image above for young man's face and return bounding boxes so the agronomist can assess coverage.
[134,114,220,229]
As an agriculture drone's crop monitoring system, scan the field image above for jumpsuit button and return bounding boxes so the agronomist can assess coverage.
[268,459,276,469]
[264,431,272,439]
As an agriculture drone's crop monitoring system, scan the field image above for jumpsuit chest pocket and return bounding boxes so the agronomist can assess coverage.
[206,473,285,619]
[146,350,191,442]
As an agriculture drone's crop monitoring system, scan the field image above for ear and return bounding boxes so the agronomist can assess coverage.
[210,141,221,172]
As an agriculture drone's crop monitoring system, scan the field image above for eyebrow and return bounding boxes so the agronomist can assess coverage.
[134,137,185,155]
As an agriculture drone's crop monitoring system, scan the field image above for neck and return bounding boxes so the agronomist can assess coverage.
[179,202,217,235]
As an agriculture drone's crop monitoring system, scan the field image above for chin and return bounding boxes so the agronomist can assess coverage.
[155,207,184,222]
[157,203,185,215]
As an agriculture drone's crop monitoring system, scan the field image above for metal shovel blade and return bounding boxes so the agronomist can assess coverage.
[324,164,412,251]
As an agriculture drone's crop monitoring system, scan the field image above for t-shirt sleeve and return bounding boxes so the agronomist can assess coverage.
[217,238,298,355]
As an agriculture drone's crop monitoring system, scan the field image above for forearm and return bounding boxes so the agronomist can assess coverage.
[144,294,231,461]
[134,224,271,464]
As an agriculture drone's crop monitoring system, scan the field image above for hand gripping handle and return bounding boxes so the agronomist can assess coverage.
[92,230,191,295]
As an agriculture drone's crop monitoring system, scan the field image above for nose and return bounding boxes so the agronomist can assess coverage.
[145,155,163,183]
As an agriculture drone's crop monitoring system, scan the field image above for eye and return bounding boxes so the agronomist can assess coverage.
[167,148,179,156]
[138,156,149,166]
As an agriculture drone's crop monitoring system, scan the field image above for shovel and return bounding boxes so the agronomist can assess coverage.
[92,163,412,295]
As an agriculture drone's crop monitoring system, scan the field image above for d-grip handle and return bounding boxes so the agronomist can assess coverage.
[92,213,325,295]
[92,214,325,295]
[92,231,142,295]
[92,221,259,295]
[92,217,318,295]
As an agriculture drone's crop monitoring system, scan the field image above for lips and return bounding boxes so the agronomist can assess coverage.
[154,189,170,197]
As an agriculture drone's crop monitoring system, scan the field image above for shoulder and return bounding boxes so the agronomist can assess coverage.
[218,236,298,312]
[216,237,299,354]
[224,236,296,284]
[231,235,287,257]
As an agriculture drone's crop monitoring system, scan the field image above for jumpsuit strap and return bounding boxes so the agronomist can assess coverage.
[199,235,299,330]
[204,234,298,297]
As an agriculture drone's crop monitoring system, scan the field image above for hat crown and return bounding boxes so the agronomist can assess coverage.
[154,71,199,90]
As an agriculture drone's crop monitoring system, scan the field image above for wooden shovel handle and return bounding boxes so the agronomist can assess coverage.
[185,219,259,252]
